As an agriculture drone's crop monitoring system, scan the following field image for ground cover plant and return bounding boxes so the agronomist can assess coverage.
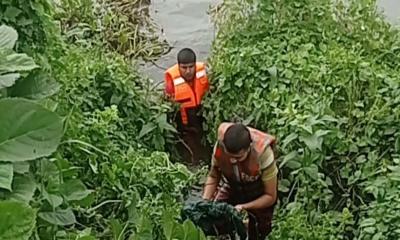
[205,0,400,239]
[0,1,205,239]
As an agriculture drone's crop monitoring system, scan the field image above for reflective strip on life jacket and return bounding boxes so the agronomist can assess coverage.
[196,69,206,78]
[173,77,185,86]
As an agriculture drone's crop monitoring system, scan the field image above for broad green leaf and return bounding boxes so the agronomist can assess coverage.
[60,179,92,201]
[0,200,36,240]
[128,192,139,224]
[8,72,61,99]
[110,219,124,240]
[372,232,383,240]
[0,162,13,190]
[129,216,153,240]
[285,160,302,170]
[75,228,95,240]
[163,211,184,240]
[38,208,76,226]
[43,190,63,208]
[300,134,322,151]
[278,179,291,193]
[279,151,298,169]
[163,215,175,240]
[182,220,206,240]
[13,162,30,174]
[0,98,63,162]
[0,73,20,89]
[0,52,38,73]
[267,66,278,83]
[7,175,36,203]
[315,130,330,138]
[138,122,157,138]
[0,25,18,49]
[300,125,313,134]
[304,164,319,181]
[235,78,243,87]
[363,226,376,234]
[3,7,22,21]
[395,136,400,153]
[157,114,177,133]
[321,115,338,122]
[77,236,96,240]
[282,133,298,149]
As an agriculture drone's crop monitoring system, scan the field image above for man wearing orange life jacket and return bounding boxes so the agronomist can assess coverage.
[202,122,278,240]
[164,48,210,164]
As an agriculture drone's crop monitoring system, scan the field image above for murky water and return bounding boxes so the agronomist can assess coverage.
[379,0,400,22]
[142,0,220,84]
[143,0,400,84]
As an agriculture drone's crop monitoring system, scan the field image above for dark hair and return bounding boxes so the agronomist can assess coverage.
[177,48,196,64]
[223,123,252,154]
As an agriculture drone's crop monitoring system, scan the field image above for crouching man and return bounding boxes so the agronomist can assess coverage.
[202,122,278,239]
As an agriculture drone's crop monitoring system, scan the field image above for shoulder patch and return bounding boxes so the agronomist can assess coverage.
[173,77,185,86]
[196,70,206,79]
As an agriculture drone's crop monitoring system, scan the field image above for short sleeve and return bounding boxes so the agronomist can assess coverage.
[261,161,278,183]
[258,146,275,170]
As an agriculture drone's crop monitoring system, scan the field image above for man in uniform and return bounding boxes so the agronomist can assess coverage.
[202,122,278,239]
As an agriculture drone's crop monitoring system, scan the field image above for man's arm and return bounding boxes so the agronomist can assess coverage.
[239,168,277,210]
[202,170,221,200]
[202,143,221,200]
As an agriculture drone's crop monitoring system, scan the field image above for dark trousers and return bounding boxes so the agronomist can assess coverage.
[214,182,275,240]
[175,108,211,165]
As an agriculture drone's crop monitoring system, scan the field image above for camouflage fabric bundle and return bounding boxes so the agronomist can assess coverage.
[181,200,247,240]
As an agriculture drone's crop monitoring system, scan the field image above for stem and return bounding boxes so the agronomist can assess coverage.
[87,200,123,213]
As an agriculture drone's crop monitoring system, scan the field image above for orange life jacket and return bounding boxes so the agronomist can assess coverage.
[214,122,276,183]
[165,62,209,125]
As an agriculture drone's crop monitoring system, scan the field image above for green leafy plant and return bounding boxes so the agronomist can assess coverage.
[205,0,400,238]
[0,24,65,240]
[0,25,37,93]
[0,0,205,238]
[0,200,36,240]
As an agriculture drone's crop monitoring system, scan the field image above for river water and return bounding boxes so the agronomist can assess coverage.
[143,0,400,83]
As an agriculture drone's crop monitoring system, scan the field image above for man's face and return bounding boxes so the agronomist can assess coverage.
[228,146,251,162]
[179,62,196,82]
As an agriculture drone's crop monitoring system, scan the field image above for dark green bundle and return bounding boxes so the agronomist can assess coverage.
[181,200,247,240]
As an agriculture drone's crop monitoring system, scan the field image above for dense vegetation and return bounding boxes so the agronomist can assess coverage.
[0,0,205,239]
[0,0,399,239]
[206,0,400,239]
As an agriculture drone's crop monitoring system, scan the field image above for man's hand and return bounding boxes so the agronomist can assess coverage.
[234,204,246,212]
